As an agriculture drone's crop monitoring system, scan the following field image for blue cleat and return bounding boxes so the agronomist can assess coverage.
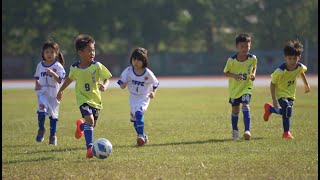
[49,135,57,145]
[36,129,45,142]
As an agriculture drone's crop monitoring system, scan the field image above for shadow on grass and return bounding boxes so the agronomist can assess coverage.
[114,137,264,148]
[14,147,84,155]
[2,157,55,165]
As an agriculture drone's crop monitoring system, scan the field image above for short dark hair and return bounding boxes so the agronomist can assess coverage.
[130,47,148,68]
[283,40,304,57]
[235,33,251,45]
[74,34,95,51]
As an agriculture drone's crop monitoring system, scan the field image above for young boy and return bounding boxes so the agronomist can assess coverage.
[223,33,257,140]
[263,40,310,139]
[57,34,112,158]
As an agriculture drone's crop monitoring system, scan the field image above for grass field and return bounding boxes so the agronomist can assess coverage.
[2,86,318,179]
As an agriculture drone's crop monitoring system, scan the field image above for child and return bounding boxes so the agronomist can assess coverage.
[34,40,66,145]
[57,34,112,158]
[263,40,310,139]
[117,47,159,146]
[223,33,257,140]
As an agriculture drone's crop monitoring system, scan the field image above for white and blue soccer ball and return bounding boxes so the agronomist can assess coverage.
[92,138,112,159]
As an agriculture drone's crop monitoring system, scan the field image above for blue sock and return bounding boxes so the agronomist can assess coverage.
[37,111,46,131]
[282,117,290,132]
[49,117,58,136]
[270,107,281,114]
[133,121,138,134]
[135,111,144,136]
[242,105,250,131]
[83,123,94,149]
[80,123,85,131]
[231,112,239,131]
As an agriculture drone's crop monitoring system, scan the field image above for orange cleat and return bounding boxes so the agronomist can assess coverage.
[263,103,272,121]
[75,119,84,139]
[86,147,93,158]
[282,132,294,139]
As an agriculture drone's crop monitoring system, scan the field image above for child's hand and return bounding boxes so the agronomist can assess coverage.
[46,68,55,76]
[304,85,311,93]
[250,75,255,81]
[98,83,106,92]
[148,92,155,99]
[57,91,63,101]
[272,99,278,109]
[35,81,41,90]
[233,74,243,81]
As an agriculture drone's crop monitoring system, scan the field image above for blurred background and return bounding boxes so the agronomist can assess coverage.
[2,0,318,79]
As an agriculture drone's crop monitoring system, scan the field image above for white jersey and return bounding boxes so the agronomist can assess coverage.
[118,66,159,96]
[34,60,66,98]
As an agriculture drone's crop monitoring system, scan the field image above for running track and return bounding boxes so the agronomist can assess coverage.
[2,75,318,89]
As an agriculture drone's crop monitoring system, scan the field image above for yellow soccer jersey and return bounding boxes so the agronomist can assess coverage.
[69,61,112,109]
[271,62,307,100]
[223,53,257,99]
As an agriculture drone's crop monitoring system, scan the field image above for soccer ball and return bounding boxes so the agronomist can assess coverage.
[92,138,112,159]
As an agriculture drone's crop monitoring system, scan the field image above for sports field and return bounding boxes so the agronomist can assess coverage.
[2,81,318,179]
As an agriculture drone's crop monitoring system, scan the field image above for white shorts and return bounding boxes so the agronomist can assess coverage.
[129,94,150,116]
[36,90,60,119]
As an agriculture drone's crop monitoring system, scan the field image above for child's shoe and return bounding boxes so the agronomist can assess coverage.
[243,131,251,140]
[263,103,272,121]
[136,134,146,146]
[49,136,57,145]
[282,131,294,139]
[36,129,45,142]
[75,119,84,139]
[144,135,149,144]
[86,147,93,158]
[232,130,239,141]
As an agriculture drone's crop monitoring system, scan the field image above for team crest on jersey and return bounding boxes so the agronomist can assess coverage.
[144,76,148,80]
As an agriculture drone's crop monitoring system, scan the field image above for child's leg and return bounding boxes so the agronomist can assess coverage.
[83,115,94,150]
[135,111,145,136]
[242,104,250,131]
[278,99,294,132]
[37,110,46,132]
[231,106,240,131]
[49,116,58,136]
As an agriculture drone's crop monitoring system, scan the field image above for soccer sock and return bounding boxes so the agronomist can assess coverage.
[80,123,85,131]
[270,107,281,114]
[37,111,46,131]
[231,112,239,131]
[49,117,58,136]
[242,105,251,131]
[83,123,94,149]
[135,111,145,136]
[282,117,290,132]
[133,121,138,134]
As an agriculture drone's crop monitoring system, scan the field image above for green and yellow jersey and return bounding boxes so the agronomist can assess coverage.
[271,62,307,100]
[69,61,112,109]
[223,53,257,99]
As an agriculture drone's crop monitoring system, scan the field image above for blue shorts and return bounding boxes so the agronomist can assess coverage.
[79,103,100,120]
[278,98,294,108]
[229,94,251,106]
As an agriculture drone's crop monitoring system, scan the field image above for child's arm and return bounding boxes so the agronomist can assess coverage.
[46,68,62,84]
[300,72,310,93]
[57,77,73,101]
[250,67,256,81]
[98,79,110,92]
[270,82,278,108]
[148,88,157,99]
[224,72,243,81]
[35,80,41,91]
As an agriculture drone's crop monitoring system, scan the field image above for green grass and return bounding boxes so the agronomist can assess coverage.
[2,86,318,179]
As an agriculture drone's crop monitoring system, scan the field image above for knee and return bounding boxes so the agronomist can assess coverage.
[283,105,292,118]
[242,104,250,111]
[135,111,144,123]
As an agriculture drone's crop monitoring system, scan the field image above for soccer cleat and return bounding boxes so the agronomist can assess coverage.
[243,131,251,140]
[144,135,149,145]
[36,129,45,142]
[75,119,84,139]
[86,147,94,158]
[263,103,272,121]
[282,132,294,139]
[136,134,146,146]
[232,130,239,141]
[49,136,57,145]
